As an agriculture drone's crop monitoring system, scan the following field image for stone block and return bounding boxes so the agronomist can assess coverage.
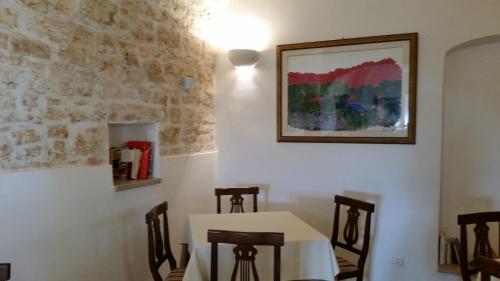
[161,145,183,156]
[18,0,49,12]
[0,53,22,66]
[97,56,121,78]
[168,106,181,124]
[120,0,140,17]
[170,96,180,105]
[143,4,158,20]
[72,126,104,157]
[145,60,164,83]
[16,145,43,160]
[71,24,94,45]
[0,112,16,123]
[29,17,71,42]
[1,68,23,86]
[80,0,117,25]
[0,95,15,110]
[92,80,119,99]
[163,61,184,82]
[157,26,182,49]
[161,127,180,144]
[185,143,203,155]
[124,51,139,67]
[59,44,88,66]
[49,0,75,16]
[116,19,129,30]
[28,73,50,95]
[12,128,41,145]
[0,7,16,28]
[131,23,155,43]
[46,96,62,106]
[48,140,65,161]
[181,134,198,144]
[0,134,11,159]
[47,125,68,138]
[96,33,116,55]
[170,0,188,16]
[22,91,39,108]
[49,64,94,96]
[138,45,163,59]
[45,106,65,120]
[67,111,86,122]
[86,156,103,165]
[11,34,51,59]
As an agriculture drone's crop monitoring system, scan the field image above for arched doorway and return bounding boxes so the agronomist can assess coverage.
[440,35,500,256]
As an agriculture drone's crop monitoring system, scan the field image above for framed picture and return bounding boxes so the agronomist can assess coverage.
[277,33,418,144]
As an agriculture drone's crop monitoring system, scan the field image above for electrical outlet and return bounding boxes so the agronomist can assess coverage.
[391,257,405,267]
[183,76,193,92]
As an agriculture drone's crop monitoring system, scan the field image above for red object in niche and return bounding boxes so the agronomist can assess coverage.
[127,141,152,180]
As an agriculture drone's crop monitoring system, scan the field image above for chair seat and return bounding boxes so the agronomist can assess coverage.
[164,268,186,281]
[337,256,358,274]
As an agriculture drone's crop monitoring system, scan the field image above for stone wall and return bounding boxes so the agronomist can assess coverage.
[0,0,217,171]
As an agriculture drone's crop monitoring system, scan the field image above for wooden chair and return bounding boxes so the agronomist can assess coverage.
[0,264,10,281]
[458,212,500,281]
[215,187,259,213]
[207,229,284,281]
[146,202,189,281]
[475,256,500,281]
[331,195,375,281]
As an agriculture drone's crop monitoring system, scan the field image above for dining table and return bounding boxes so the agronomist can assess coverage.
[182,211,340,281]
[477,274,500,281]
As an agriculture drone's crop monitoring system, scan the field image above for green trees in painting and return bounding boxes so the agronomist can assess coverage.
[287,80,402,131]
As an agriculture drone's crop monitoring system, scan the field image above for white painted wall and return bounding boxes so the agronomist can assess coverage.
[440,39,500,251]
[214,1,500,280]
[0,152,217,281]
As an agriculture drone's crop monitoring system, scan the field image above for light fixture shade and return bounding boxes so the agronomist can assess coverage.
[228,49,259,67]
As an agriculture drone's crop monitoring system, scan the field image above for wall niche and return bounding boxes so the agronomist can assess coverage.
[108,123,161,191]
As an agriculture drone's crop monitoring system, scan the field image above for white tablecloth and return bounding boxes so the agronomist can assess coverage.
[477,275,500,281]
[183,211,339,281]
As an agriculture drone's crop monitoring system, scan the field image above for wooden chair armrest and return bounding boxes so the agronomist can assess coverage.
[179,243,190,268]
[475,256,500,281]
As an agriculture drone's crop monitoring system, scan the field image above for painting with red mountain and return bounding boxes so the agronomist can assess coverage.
[278,33,418,143]
[287,58,404,132]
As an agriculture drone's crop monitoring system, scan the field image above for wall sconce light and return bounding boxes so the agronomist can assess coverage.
[228,49,260,67]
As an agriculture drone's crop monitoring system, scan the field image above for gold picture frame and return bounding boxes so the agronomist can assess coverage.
[277,33,418,144]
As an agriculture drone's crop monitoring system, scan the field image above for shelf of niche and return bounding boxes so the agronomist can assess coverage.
[437,264,461,275]
[114,178,162,191]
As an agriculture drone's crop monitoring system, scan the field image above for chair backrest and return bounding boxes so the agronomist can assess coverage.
[145,201,177,281]
[331,195,375,272]
[0,264,10,281]
[458,212,500,281]
[207,229,284,281]
[215,187,259,213]
[475,256,500,281]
